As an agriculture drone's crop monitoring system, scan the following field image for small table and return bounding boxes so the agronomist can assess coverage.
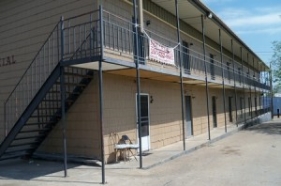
[115,144,139,162]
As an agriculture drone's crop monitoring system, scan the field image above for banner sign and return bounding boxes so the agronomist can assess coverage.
[149,39,175,65]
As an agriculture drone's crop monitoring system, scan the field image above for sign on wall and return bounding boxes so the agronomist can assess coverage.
[0,55,16,67]
[149,39,175,65]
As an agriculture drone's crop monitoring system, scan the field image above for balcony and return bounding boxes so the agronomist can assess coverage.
[60,8,270,92]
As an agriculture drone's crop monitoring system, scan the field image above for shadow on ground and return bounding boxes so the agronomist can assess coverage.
[0,159,78,180]
[246,119,281,135]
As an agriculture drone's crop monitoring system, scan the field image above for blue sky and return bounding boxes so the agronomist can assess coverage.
[202,0,281,65]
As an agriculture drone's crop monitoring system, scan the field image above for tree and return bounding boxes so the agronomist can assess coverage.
[270,41,281,93]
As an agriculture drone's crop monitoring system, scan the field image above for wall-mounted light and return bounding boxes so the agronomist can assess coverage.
[146,20,151,26]
[150,95,154,103]
[207,12,213,19]
[189,42,194,46]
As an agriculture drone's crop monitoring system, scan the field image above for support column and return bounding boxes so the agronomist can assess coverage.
[175,0,186,150]
[99,6,106,184]
[133,0,143,168]
[60,66,67,178]
[247,53,252,122]
[253,58,257,118]
[201,15,211,140]
[98,60,105,184]
[240,47,246,123]
[262,66,265,113]
[269,62,273,118]
[60,16,68,178]
[219,29,227,133]
[231,39,238,126]
[265,72,270,112]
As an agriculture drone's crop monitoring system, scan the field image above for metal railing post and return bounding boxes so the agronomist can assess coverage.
[231,40,238,126]
[253,58,257,118]
[4,102,7,137]
[247,53,253,123]
[100,6,104,60]
[201,15,211,140]
[60,16,68,178]
[219,29,227,133]
[133,0,143,169]
[262,66,265,113]
[240,47,246,123]
[90,13,93,57]
[175,0,186,150]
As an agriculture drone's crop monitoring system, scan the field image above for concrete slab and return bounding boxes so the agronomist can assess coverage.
[0,113,275,186]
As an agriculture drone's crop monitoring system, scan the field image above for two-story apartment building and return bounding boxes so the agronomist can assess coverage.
[0,0,271,174]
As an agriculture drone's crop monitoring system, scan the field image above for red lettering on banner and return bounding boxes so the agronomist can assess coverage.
[149,39,175,65]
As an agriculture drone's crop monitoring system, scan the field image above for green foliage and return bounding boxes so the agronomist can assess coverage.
[270,41,281,93]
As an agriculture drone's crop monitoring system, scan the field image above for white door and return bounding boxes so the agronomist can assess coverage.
[136,94,150,152]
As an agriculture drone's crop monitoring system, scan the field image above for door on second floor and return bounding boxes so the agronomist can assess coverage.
[210,54,215,80]
[182,41,190,74]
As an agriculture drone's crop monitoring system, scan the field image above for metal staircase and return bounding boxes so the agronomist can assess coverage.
[0,10,101,160]
[0,66,94,160]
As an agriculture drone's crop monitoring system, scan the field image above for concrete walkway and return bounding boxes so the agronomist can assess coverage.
[108,123,241,169]
[0,113,277,186]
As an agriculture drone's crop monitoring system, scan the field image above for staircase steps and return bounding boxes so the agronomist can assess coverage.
[9,142,40,148]
[14,136,45,141]
[0,15,97,161]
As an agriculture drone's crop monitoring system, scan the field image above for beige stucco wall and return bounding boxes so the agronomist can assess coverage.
[38,74,101,158]
[0,0,101,142]
[38,71,244,163]
[102,73,182,162]
[0,0,266,164]
[101,73,245,162]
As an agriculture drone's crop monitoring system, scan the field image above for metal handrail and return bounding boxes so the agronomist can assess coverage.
[4,20,62,136]
[100,10,270,90]
[4,21,61,104]
[64,9,99,22]
[4,9,101,136]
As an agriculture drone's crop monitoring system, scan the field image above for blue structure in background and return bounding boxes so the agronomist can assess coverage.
[273,97,281,116]
[264,97,281,115]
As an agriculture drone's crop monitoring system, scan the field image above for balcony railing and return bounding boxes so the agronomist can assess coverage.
[100,10,270,91]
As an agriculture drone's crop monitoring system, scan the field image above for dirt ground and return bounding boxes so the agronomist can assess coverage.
[0,118,281,186]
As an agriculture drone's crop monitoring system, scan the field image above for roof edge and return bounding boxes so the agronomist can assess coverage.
[187,0,270,70]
